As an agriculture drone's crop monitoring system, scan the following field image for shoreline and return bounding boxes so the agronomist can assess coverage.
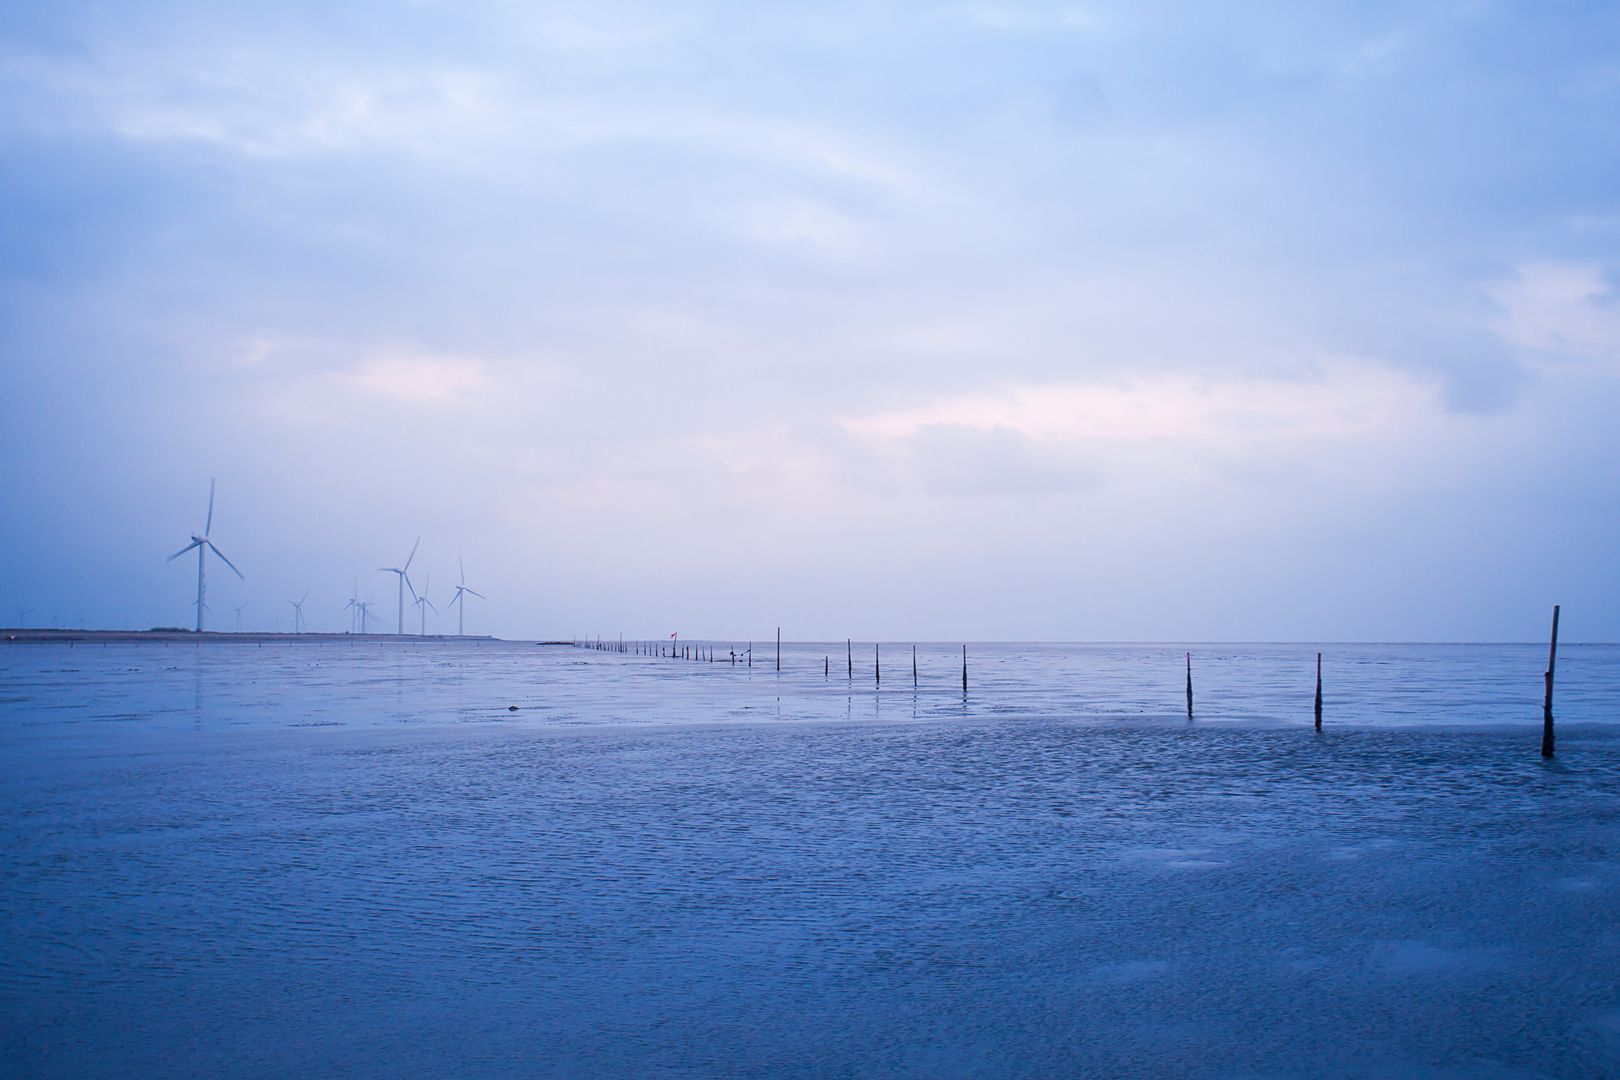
[0,628,536,645]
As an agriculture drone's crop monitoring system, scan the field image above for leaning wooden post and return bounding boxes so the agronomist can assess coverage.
[825,655,829,677]
[748,642,752,668]
[1314,652,1323,731]
[875,643,881,686]
[1185,652,1193,719]
[847,639,852,681]
[962,644,967,693]
[777,627,781,672]
[912,644,917,689]
[1543,604,1560,758]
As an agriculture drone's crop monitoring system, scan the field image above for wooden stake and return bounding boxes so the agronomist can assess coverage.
[1185,652,1193,719]
[847,638,852,681]
[1543,604,1560,758]
[875,643,880,686]
[912,644,917,688]
[825,655,829,677]
[1314,652,1323,731]
[962,644,967,693]
[777,627,781,672]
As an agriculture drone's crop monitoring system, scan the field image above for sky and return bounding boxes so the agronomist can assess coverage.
[2,0,1618,642]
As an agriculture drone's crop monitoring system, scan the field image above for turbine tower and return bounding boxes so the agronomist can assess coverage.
[445,557,486,637]
[287,591,309,634]
[345,598,373,634]
[344,581,364,633]
[233,602,248,632]
[413,573,438,636]
[380,538,420,635]
[166,478,243,632]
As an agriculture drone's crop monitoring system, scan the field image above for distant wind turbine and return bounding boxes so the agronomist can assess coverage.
[166,479,243,633]
[344,581,365,634]
[234,602,248,631]
[413,573,437,636]
[380,538,420,635]
[445,557,486,637]
[287,591,309,634]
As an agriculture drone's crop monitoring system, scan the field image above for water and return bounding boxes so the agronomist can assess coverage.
[4,641,1620,1077]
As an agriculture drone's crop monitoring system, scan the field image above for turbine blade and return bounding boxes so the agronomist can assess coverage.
[167,540,202,561]
[404,537,420,572]
[300,591,309,605]
[205,478,216,535]
[207,541,244,579]
[425,600,438,613]
[466,588,486,599]
[459,556,465,585]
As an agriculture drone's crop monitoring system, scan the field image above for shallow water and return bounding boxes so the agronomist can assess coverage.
[3,642,1619,1077]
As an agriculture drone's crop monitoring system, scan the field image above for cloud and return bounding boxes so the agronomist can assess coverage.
[339,354,489,400]
[1487,261,1620,368]
[842,362,1439,445]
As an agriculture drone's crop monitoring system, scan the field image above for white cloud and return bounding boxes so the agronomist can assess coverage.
[1487,261,1620,366]
[340,354,489,400]
[842,362,1438,444]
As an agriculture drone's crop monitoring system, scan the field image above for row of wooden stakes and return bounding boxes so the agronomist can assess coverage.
[572,605,1566,757]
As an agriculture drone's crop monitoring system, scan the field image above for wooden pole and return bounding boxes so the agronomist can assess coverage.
[777,627,781,672]
[912,644,917,688]
[748,642,752,668]
[1543,604,1560,758]
[962,644,967,693]
[825,655,829,677]
[1185,652,1193,719]
[875,643,880,686]
[1314,652,1323,731]
[847,638,852,681]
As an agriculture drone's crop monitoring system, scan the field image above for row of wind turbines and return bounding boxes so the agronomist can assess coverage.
[167,480,487,636]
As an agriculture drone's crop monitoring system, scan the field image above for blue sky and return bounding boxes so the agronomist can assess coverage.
[2,1,1618,640]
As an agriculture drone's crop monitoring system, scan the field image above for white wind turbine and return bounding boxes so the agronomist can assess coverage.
[233,602,248,631]
[445,557,486,637]
[343,580,365,633]
[413,573,438,636]
[287,591,309,634]
[380,538,420,635]
[166,479,243,633]
[345,598,374,634]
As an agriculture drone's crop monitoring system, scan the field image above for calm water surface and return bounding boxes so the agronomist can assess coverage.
[3,641,1619,1077]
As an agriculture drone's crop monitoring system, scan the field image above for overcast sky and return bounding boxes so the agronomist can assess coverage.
[2,1,1618,641]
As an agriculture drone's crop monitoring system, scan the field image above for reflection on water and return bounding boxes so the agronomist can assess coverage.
[2,642,1619,1078]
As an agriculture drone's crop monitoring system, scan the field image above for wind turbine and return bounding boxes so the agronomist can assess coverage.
[233,602,248,632]
[380,538,420,635]
[166,478,243,632]
[413,573,438,636]
[287,591,309,634]
[344,581,364,633]
[345,598,373,634]
[445,557,486,637]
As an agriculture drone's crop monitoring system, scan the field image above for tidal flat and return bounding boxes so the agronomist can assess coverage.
[3,641,1619,1077]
